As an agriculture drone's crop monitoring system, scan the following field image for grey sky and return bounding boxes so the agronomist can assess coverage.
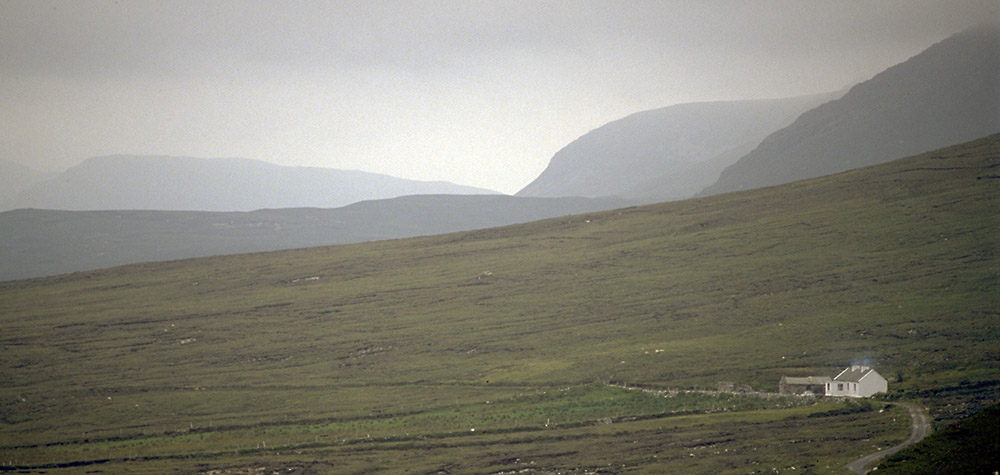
[1,1,996,194]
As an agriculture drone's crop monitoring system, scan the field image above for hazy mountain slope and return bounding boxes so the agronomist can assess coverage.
[0,160,55,204]
[516,92,840,202]
[1,155,497,212]
[620,141,757,202]
[0,195,629,281]
[700,26,1000,196]
[1,134,996,472]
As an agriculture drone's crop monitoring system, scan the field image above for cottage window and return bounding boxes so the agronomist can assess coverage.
[837,383,844,391]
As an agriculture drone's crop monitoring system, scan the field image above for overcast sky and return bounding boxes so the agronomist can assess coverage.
[1,1,996,194]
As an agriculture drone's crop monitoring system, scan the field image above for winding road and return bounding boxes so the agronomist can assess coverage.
[845,402,931,474]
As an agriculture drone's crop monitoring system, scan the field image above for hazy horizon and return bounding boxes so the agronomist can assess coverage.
[2,0,996,194]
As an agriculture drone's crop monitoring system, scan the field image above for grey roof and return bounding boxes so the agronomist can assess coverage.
[833,366,877,382]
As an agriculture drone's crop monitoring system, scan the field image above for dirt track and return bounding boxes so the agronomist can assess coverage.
[845,402,931,474]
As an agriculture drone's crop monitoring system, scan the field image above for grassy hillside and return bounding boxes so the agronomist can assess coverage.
[876,403,1000,474]
[0,195,629,281]
[1,135,997,473]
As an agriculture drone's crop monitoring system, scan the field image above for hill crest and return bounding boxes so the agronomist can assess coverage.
[2,155,498,212]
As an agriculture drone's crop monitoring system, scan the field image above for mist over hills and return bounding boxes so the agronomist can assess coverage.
[0,155,498,212]
[1,134,996,471]
[516,92,841,202]
[699,26,1000,196]
[4,28,996,285]
[0,160,55,204]
[0,194,630,281]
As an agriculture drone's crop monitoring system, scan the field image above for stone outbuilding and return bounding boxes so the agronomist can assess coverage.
[778,376,831,395]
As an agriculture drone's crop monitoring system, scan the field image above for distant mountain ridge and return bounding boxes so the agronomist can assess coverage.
[1,155,498,212]
[0,194,630,281]
[516,91,841,202]
[699,26,1000,196]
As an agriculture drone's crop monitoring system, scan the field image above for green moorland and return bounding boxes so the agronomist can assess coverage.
[876,403,1000,474]
[1,134,997,473]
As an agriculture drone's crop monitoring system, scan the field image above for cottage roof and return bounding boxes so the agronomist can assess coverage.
[781,376,831,385]
[833,365,877,382]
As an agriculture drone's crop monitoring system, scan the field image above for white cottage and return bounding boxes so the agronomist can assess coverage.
[824,365,887,398]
